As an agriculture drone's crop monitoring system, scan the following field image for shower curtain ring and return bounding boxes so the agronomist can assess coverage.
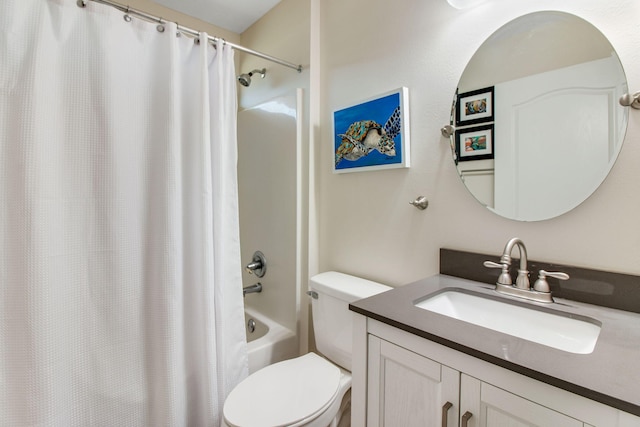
[213,38,225,50]
[157,18,165,33]
[123,6,132,22]
[76,0,86,8]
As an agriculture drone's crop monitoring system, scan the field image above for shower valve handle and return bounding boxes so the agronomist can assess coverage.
[245,251,267,278]
[245,261,262,272]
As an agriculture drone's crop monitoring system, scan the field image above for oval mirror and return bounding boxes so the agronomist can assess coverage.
[450,11,628,221]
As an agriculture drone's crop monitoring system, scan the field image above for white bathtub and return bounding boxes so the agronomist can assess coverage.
[244,307,298,374]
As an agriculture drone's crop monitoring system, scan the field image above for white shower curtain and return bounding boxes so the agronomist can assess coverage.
[0,1,248,426]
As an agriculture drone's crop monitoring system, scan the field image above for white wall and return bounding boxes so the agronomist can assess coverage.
[237,94,300,334]
[319,0,640,287]
[237,0,312,352]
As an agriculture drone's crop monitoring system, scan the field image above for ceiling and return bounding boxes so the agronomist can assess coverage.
[151,0,282,34]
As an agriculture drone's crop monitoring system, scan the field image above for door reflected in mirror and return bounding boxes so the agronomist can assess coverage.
[450,11,628,221]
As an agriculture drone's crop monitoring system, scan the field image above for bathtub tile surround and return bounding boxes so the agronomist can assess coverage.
[238,94,300,338]
[440,248,640,313]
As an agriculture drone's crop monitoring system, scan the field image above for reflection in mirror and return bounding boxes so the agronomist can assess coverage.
[450,11,628,221]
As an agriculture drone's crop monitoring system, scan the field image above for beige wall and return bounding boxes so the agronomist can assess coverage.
[238,0,311,110]
[319,0,640,287]
[124,0,242,72]
[126,0,240,43]
[119,0,640,342]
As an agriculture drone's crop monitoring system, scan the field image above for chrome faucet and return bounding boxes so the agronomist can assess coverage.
[484,238,529,288]
[500,237,530,289]
[243,282,262,297]
[484,238,568,303]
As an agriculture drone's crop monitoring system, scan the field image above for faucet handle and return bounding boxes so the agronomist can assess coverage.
[483,260,502,269]
[245,261,262,273]
[483,260,512,286]
[245,251,267,278]
[533,269,569,293]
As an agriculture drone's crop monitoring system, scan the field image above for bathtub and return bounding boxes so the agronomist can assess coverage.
[244,307,298,374]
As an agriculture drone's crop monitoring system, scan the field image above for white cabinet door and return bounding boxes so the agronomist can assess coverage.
[460,374,584,427]
[367,335,460,427]
[617,412,640,427]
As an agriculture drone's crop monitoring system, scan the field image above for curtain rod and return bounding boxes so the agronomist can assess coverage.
[76,0,303,73]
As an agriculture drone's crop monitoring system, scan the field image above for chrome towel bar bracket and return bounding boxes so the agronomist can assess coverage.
[620,91,640,109]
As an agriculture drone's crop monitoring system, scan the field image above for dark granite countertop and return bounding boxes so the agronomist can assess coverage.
[350,274,640,416]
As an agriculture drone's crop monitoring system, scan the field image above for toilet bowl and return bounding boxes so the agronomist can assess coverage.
[223,353,351,427]
[223,272,391,427]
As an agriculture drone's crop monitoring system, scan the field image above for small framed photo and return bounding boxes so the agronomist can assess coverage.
[456,86,494,126]
[333,87,410,173]
[455,124,494,162]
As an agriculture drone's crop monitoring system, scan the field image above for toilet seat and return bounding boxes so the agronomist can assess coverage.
[223,353,343,427]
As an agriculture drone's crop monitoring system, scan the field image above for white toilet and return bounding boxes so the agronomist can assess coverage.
[223,271,391,427]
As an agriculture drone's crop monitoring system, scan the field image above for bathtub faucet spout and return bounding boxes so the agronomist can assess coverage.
[243,282,262,297]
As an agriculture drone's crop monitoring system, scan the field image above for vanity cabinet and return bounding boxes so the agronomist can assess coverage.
[367,335,585,427]
[459,375,587,427]
[354,317,640,427]
[367,336,459,426]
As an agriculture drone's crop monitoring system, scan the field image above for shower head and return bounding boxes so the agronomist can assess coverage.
[237,68,266,87]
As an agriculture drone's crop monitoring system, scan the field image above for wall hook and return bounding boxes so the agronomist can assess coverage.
[619,92,640,109]
[409,196,429,210]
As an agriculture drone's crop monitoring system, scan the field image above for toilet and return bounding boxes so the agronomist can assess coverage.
[223,271,391,427]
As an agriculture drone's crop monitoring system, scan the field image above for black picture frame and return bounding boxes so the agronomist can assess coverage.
[456,86,494,126]
[455,124,494,162]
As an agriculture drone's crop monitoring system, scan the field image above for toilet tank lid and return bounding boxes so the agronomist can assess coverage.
[310,271,392,302]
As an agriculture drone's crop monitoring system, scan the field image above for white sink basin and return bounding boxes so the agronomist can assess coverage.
[414,290,601,354]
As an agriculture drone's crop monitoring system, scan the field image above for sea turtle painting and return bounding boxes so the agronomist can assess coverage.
[334,106,402,166]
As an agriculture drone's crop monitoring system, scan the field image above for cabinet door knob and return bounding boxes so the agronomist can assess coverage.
[441,401,453,427]
[461,411,473,427]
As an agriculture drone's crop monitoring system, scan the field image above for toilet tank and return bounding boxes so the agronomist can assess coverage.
[310,271,391,371]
